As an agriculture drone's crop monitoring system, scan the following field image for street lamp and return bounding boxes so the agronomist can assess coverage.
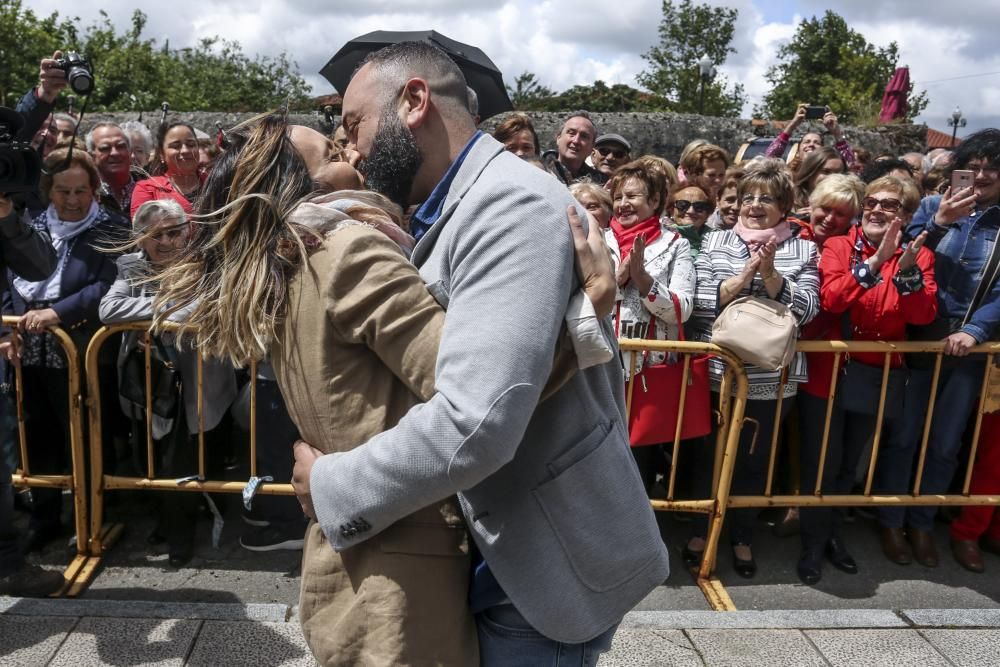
[947,106,967,147]
[697,54,716,115]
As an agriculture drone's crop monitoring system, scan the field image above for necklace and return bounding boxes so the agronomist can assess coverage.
[168,174,200,198]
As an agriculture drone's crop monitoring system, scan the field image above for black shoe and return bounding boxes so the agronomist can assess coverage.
[240,523,306,552]
[826,537,858,574]
[681,544,704,569]
[22,523,64,553]
[797,550,823,585]
[732,544,756,578]
[0,564,65,597]
[168,550,193,568]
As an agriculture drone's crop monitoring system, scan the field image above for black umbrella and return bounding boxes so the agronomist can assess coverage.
[320,30,513,120]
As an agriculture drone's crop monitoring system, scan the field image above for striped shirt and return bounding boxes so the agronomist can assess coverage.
[690,228,821,400]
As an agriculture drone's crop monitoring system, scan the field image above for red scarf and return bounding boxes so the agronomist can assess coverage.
[611,215,662,259]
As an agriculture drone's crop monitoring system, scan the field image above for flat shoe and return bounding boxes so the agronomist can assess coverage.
[681,545,703,569]
[826,537,858,574]
[732,545,756,579]
[797,550,822,585]
[951,539,984,573]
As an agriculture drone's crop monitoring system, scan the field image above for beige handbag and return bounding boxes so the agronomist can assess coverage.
[711,296,797,371]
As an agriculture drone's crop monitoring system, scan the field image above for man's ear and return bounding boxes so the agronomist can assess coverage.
[400,77,432,131]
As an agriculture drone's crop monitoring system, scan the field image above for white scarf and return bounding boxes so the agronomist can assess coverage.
[13,202,102,302]
[288,192,415,256]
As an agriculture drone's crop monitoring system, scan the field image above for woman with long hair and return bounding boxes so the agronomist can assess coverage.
[793,146,847,212]
[149,112,612,666]
[130,120,204,218]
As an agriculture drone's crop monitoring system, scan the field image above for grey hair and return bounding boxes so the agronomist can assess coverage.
[120,121,153,152]
[357,41,470,115]
[561,110,599,137]
[466,85,479,116]
[132,198,186,231]
[52,112,77,129]
[85,122,130,152]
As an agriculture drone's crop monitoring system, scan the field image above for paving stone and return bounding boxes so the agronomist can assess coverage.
[921,629,1000,667]
[0,597,289,622]
[623,609,906,629]
[686,629,826,666]
[186,620,315,666]
[597,628,703,666]
[903,608,1000,627]
[0,614,77,666]
[804,629,951,667]
[47,617,200,667]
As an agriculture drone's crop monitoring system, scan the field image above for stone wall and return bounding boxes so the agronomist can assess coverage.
[81,110,928,161]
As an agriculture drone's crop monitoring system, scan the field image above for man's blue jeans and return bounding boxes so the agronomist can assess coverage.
[876,358,986,531]
[476,604,617,667]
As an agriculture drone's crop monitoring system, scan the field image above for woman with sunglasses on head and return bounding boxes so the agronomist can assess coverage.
[606,160,696,493]
[684,158,820,578]
[796,175,935,585]
[665,184,715,257]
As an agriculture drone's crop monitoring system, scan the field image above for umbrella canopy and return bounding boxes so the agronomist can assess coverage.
[879,67,910,123]
[319,30,513,120]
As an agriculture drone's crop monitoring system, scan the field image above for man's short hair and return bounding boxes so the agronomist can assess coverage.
[86,122,130,152]
[860,157,912,184]
[357,41,469,114]
[560,110,599,138]
[680,144,731,174]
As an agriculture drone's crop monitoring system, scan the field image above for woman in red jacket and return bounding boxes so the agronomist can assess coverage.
[796,175,937,585]
[130,121,204,219]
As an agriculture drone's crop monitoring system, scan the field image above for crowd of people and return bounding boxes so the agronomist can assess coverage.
[500,105,1000,585]
[0,43,999,665]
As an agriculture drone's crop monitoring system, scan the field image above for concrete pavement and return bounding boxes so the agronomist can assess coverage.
[2,599,999,666]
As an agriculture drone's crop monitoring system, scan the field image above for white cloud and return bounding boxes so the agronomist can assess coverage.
[20,0,1000,137]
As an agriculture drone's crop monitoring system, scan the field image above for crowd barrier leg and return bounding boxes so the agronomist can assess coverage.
[2,316,92,596]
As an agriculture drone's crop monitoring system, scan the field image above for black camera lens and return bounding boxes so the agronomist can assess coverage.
[67,67,94,95]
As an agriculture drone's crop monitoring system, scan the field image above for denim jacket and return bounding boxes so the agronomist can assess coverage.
[907,194,1000,342]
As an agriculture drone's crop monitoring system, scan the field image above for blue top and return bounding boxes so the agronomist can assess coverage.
[409,131,484,242]
[907,194,1000,342]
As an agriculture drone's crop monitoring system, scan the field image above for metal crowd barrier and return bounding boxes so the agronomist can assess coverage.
[83,322,294,564]
[619,338,1000,611]
[619,338,748,610]
[725,340,1000,511]
[1,316,90,596]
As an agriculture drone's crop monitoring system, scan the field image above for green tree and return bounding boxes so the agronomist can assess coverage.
[506,71,556,111]
[548,81,670,113]
[637,0,747,116]
[0,3,312,112]
[758,10,928,125]
[0,0,76,107]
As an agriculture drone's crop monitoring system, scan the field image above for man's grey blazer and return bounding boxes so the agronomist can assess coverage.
[309,134,669,643]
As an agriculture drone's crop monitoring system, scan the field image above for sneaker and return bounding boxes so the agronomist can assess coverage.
[240,524,305,552]
[0,564,65,597]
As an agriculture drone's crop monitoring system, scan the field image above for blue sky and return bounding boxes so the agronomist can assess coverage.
[23,1,1000,138]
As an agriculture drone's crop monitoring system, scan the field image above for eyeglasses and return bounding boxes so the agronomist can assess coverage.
[674,200,712,214]
[965,163,1000,178]
[862,197,905,213]
[596,146,627,159]
[740,194,777,207]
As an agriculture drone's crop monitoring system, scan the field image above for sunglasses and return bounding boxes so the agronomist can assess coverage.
[674,200,712,214]
[862,197,905,213]
[596,146,627,159]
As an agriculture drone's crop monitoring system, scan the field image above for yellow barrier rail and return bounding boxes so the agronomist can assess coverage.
[1,316,90,596]
[84,321,295,564]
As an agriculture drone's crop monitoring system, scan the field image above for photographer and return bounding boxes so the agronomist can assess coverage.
[15,51,69,148]
[0,192,64,596]
[765,103,857,169]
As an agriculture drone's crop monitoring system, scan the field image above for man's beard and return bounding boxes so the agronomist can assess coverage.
[361,104,423,209]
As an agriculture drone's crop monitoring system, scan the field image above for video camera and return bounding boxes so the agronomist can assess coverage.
[54,52,94,96]
[0,107,41,195]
